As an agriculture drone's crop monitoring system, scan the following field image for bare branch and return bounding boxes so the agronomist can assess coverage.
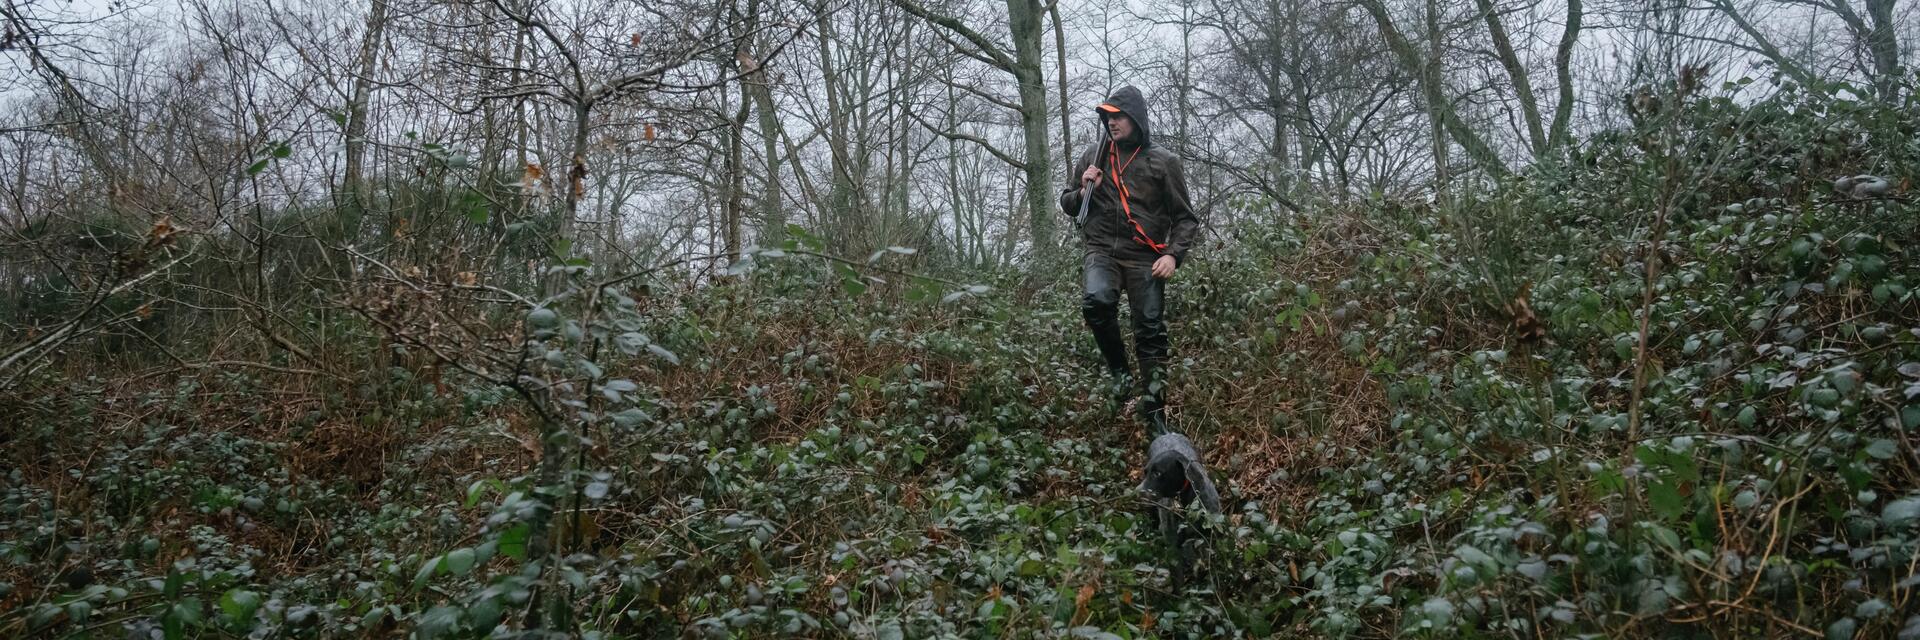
[903,104,1028,171]
[886,0,1015,72]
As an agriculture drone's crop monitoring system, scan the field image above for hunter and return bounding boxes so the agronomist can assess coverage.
[1060,85,1200,435]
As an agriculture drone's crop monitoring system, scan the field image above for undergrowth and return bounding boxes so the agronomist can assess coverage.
[3,78,1919,639]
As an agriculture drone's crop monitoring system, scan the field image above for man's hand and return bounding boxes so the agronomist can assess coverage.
[1080,166,1103,194]
[1151,255,1176,279]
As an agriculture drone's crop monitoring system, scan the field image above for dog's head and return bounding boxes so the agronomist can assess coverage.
[1139,432,1222,513]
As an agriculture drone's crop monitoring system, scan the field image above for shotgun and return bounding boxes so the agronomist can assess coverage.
[1073,124,1111,228]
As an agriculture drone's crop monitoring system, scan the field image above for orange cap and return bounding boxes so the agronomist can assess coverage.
[1097,103,1122,113]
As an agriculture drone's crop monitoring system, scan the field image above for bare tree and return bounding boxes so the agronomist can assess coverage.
[890,0,1058,255]
[1355,0,1511,178]
[1471,0,1583,154]
[342,0,389,212]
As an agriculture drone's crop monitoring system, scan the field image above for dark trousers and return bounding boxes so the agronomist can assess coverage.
[1081,251,1168,412]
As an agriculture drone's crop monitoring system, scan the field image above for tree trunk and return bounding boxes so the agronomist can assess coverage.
[1176,2,1193,150]
[1863,0,1902,101]
[1356,0,1509,178]
[893,21,916,243]
[742,0,784,241]
[1424,0,1451,192]
[513,23,530,171]
[817,11,858,251]
[945,77,973,263]
[343,0,389,214]
[1008,0,1055,254]
[722,0,749,261]
[1548,0,1582,150]
[1473,0,1546,155]
[1267,6,1292,192]
[567,98,590,242]
[887,0,1055,255]
[1051,1,1072,168]
[726,88,750,263]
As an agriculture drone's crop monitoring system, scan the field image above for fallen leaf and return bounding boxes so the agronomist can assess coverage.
[1504,281,1546,343]
[147,216,177,247]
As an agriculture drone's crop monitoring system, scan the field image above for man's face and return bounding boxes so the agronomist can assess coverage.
[1105,114,1135,142]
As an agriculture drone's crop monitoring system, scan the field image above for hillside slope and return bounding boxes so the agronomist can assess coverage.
[4,80,1919,639]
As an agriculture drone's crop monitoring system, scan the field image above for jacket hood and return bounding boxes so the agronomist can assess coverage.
[1097,85,1152,149]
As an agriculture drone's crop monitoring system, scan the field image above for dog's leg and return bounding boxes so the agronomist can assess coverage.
[1157,499,1189,590]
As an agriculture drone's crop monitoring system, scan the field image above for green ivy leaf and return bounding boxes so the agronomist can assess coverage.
[412,556,440,590]
[1882,498,1920,528]
[465,479,496,508]
[1825,616,1856,640]
[167,598,203,639]
[1642,523,1683,548]
[785,224,824,251]
[1453,544,1494,567]
[1866,439,1897,460]
[418,606,460,640]
[905,278,937,303]
[610,408,651,428]
[444,548,476,576]
[462,191,489,223]
[1648,480,1686,520]
[28,605,61,629]
[498,524,530,560]
[468,596,504,630]
[218,589,260,623]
